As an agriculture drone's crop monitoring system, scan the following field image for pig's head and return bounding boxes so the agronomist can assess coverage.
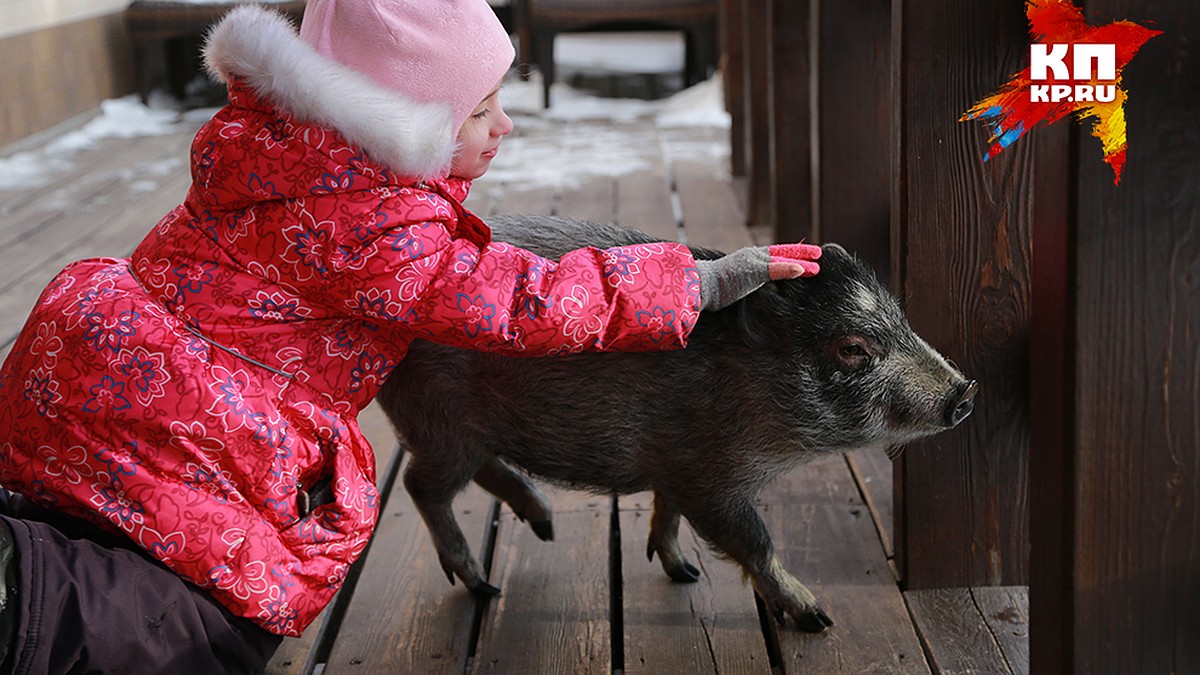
[742,243,976,456]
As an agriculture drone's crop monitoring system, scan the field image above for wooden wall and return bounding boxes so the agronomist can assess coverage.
[1030,0,1200,672]
[0,12,135,148]
[718,3,1200,667]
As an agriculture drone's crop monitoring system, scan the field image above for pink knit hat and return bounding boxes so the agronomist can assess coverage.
[299,0,515,133]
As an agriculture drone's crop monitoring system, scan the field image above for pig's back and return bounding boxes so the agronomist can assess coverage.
[487,214,722,261]
[379,215,733,493]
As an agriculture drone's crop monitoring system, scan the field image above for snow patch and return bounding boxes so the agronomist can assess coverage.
[0,95,207,192]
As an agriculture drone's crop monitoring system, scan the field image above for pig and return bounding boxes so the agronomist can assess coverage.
[376,215,977,632]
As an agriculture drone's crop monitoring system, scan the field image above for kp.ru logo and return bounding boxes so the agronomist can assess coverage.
[1028,43,1116,104]
[961,0,1160,185]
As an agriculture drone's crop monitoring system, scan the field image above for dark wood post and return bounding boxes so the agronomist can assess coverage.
[1030,1,1200,671]
[767,0,813,242]
[741,0,773,227]
[1026,107,1074,675]
[815,0,891,281]
[720,0,746,177]
[891,0,1031,589]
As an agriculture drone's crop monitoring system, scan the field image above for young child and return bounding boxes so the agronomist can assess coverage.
[0,1,820,672]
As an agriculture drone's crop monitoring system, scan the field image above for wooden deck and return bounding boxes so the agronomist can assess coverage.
[0,100,1028,674]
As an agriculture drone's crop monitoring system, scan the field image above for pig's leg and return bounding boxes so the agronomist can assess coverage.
[682,496,834,632]
[472,458,555,541]
[646,493,701,582]
[403,455,500,596]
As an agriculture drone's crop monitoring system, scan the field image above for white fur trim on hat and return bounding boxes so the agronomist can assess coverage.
[298,0,515,136]
[204,5,458,179]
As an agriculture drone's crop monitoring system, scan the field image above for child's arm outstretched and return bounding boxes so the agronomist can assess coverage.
[329,212,819,355]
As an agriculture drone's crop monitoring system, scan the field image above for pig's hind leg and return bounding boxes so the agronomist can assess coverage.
[403,454,500,596]
[647,492,702,582]
[682,496,834,633]
[473,458,555,541]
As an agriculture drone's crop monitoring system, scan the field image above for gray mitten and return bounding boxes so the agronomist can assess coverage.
[696,243,822,311]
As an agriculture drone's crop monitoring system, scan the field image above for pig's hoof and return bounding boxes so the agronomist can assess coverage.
[795,608,834,633]
[666,561,701,583]
[531,519,555,541]
[469,581,502,597]
[439,558,456,586]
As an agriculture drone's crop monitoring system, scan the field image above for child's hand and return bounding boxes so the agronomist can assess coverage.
[764,243,822,280]
[696,243,821,311]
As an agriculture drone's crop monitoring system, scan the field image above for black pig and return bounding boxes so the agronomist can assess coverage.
[377,215,976,632]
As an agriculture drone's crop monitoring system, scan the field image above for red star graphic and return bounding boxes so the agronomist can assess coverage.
[962,0,1161,184]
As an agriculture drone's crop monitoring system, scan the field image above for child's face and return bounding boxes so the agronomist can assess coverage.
[450,85,513,180]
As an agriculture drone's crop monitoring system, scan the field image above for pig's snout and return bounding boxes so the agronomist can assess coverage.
[944,380,978,428]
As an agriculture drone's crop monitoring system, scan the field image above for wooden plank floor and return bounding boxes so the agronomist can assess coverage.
[0,95,1029,675]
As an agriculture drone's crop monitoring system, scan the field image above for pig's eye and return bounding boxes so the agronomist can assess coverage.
[839,344,868,358]
[832,336,876,370]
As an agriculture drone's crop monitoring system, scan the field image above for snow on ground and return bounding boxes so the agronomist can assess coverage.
[0,94,219,192]
[0,34,730,194]
[485,74,730,190]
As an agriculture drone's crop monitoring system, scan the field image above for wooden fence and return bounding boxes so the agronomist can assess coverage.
[722,0,1200,672]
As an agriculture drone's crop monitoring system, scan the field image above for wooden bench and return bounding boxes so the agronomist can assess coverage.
[517,0,718,107]
[124,0,307,102]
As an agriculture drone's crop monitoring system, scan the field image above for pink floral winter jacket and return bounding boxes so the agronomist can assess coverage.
[0,8,700,636]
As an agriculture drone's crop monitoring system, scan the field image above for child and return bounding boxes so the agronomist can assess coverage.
[0,1,820,672]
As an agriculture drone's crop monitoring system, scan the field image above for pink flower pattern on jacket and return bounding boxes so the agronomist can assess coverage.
[0,79,701,636]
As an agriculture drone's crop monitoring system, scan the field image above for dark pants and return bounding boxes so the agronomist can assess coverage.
[0,492,282,674]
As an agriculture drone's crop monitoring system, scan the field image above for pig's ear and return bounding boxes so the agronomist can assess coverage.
[736,284,794,352]
[817,243,854,272]
[809,243,872,286]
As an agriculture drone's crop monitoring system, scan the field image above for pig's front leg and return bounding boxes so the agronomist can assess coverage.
[682,496,834,632]
[403,457,499,596]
